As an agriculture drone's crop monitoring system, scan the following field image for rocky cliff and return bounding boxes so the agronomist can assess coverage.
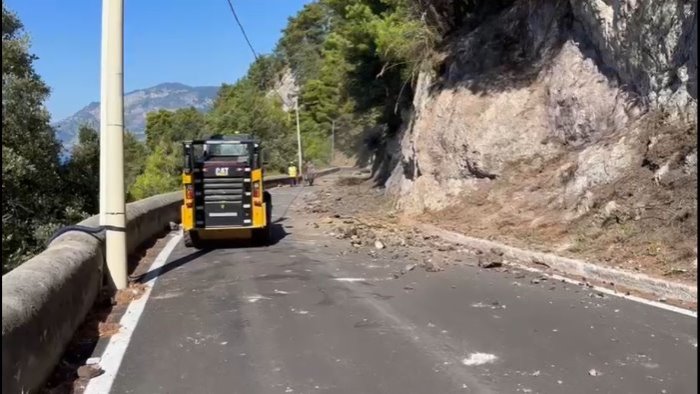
[267,67,300,112]
[385,0,697,279]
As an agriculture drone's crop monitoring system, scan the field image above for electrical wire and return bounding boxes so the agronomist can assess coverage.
[224,0,259,61]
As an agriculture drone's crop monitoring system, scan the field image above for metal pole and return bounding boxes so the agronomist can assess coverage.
[331,120,335,164]
[103,0,127,290]
[99,0,108,224]
[295,98,303,174]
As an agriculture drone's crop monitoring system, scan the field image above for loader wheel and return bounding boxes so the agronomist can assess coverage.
[183,230,203,249]
[253,198,273,246]
[252,225,271,246]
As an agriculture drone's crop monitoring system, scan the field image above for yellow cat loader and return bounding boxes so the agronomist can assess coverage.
[181,135,272,248]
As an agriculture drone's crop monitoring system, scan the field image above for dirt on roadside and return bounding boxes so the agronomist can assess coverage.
[298,168,696,308]
[294,172,496,276]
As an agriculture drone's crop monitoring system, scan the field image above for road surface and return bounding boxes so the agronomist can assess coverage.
[105,184,696,394]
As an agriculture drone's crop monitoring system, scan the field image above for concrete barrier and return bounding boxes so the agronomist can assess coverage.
[263,167,341,188]
[1,168,340,393]
[2,191,181,394]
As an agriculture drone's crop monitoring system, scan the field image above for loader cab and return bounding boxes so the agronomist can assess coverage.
[181,134,272,248]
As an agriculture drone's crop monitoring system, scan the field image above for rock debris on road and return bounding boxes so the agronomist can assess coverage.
[96,172,696,394]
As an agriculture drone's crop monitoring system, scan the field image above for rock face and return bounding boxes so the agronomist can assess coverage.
[386,0,697,213]
[381,0,696,275]
[570,0,697,109]
[268,67,300,112]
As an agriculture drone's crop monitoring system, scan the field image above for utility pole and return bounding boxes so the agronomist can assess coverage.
[99,0,107,224]
[331,120,335,164]
[101,0,127,290]
[295,97,303,173]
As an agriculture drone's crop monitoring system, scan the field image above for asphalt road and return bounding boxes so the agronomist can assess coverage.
[109,185,697,394]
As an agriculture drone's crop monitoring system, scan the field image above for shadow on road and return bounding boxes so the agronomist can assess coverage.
[204,223,290,248]
[138,248,211,283]
[192,223,292,251]
[139,224,290,282]
[269,223,289,243]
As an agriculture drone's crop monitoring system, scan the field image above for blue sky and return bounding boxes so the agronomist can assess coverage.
[6,0,311,121]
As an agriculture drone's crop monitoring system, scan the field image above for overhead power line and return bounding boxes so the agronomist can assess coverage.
[225,0,259,61]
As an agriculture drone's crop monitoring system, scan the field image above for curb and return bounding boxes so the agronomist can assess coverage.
[419,224,697,304]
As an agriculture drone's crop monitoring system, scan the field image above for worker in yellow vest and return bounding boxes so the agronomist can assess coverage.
[288,162,298,186]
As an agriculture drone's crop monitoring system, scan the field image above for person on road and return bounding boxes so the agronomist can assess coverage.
[303,161,316,186]
[288,162,298,186]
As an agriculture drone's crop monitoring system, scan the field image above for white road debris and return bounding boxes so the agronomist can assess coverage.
[246,295,271,303]
[588,369,602,377]
[461,353,498,366]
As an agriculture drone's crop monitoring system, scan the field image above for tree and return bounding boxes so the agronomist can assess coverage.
[63,125,100,215]
[171,107,206,141]
[278,2,332,84]
[144,110,175,149]
[268,0,434,162]
[118,0,438,204]
[2,5,67,273]
[207,77,296,172]
[145,107,206,148]
[129,141,182,200]
[124,130,148,201]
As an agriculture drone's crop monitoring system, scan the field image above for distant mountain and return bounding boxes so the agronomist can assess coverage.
[53,82,220,151]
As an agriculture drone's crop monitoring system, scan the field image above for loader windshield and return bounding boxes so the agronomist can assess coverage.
[183,138,260,171]
[201,142,251,163]
[207,143,249,158]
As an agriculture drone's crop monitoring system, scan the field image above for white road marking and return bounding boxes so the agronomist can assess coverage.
[512,264,697,318]
[333,277,366,282]
[83,233,182,394]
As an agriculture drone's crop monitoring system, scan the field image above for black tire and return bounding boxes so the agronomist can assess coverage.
[252,196,273,246]
[252,226,271,246]
[183,230,203,249]
[263,191,272,218]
